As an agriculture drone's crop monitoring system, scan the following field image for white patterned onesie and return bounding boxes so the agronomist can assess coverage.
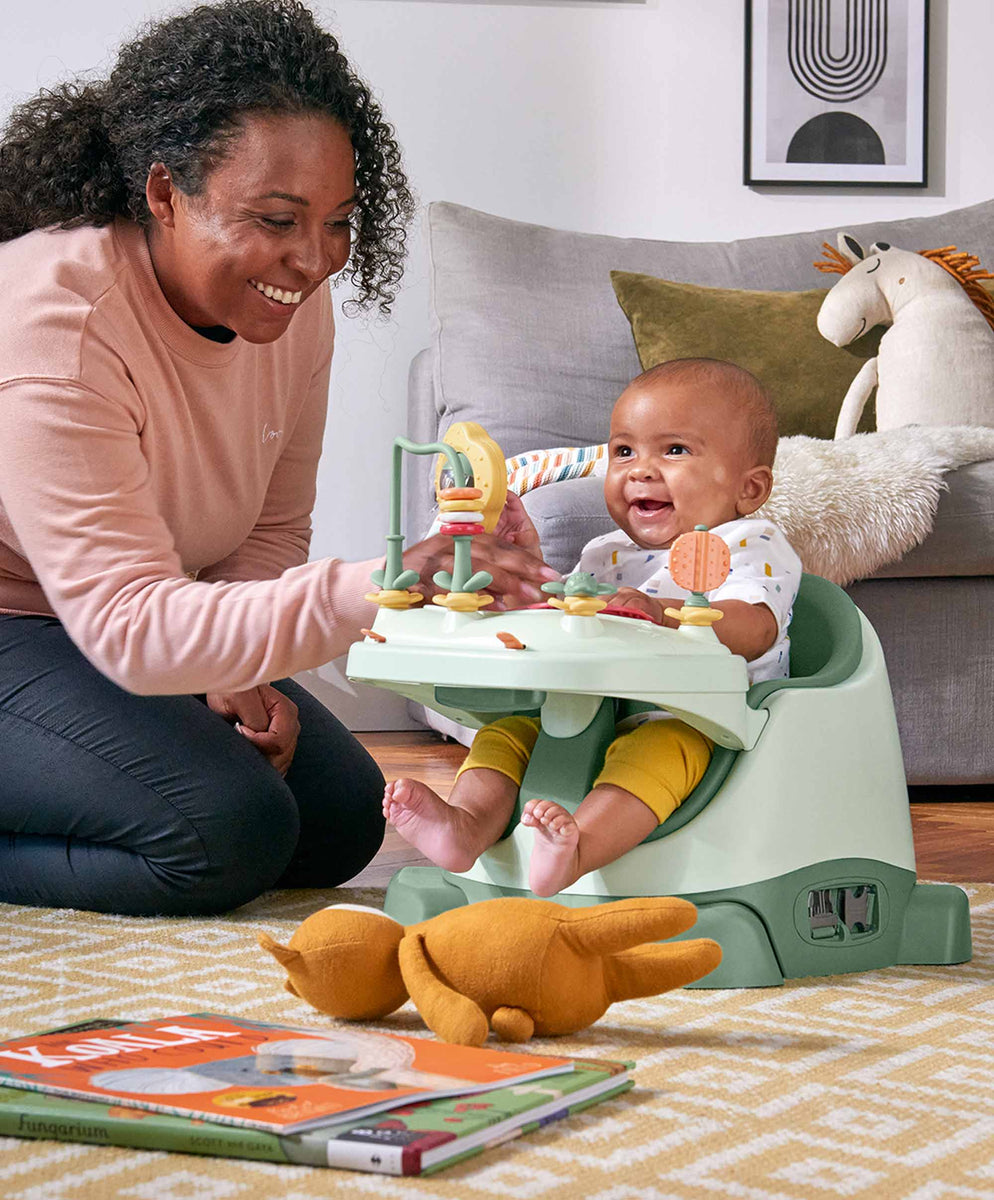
[576,518,802,683]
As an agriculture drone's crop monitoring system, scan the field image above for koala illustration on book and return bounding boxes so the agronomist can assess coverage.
[89,1030,474,1097]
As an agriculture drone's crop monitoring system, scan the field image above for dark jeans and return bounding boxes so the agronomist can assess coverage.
[0,615,385,916]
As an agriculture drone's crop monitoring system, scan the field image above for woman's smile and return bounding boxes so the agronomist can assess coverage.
[248,278,304,306]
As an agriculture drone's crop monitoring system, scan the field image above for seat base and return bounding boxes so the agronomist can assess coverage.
[384,861,971,988]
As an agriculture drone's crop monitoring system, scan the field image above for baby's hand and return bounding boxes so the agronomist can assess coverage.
[611,587,665,624]
[493,491,542,556]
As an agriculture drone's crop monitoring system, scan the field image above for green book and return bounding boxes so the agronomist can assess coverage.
[0,1060,632,1175]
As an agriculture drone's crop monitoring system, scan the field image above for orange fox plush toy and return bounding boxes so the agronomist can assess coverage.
[259,896,721,1046]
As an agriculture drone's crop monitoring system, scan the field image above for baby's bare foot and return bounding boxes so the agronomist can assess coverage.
[383,779,479,872]
[522,799,582,897]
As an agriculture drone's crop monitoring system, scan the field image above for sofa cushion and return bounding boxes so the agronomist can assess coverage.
[872,458,994,578]
[520,476,614,576]
[427,198,994,467]
[610,271,878,440]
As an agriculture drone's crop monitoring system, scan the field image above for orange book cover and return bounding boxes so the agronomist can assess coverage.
[0,1014,574,1134]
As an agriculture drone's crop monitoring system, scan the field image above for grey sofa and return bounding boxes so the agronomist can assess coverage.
[406,200,994,787]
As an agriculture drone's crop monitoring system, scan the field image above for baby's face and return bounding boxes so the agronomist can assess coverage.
[604,379,762,550]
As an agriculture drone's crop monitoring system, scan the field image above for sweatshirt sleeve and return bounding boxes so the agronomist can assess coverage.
[197,299,334,585]
[0,374,380,696]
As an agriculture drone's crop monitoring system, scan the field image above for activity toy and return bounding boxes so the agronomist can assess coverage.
[815,233,994,438]
[346,422,971,987]
[259,897,722,1045]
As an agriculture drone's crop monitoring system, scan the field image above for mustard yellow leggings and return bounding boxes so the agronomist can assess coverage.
[456,716,713,824]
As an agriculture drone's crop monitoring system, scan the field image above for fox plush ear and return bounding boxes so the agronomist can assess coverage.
[563,897,700,958]
[258,932,299,967]
[255,936,305,999]
[259,906,408,1020]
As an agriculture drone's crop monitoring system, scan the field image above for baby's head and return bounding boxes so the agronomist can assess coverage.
[605,357,777,550]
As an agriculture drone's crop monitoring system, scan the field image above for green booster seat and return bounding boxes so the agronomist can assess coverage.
[347,424,971,987]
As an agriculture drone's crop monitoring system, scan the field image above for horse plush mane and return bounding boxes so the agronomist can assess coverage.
[814,232,994,438]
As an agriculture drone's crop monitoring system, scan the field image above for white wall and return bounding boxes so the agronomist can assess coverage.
[4,0,993,727]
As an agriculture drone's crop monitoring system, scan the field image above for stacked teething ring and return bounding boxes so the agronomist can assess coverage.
[437,486,487,539]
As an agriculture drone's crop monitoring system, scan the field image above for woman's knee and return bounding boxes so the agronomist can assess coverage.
[0,768,299,917]
[276,732,385,889]
[166,768,301,912]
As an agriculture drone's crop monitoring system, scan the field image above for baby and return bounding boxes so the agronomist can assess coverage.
[384,358,802,896]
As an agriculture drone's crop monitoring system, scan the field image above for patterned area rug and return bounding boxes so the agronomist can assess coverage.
[2,884,993,1199]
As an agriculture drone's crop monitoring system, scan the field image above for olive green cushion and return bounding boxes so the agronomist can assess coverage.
[610,270,880,440]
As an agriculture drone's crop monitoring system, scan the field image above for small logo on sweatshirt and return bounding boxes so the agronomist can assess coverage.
[262,423,283,444]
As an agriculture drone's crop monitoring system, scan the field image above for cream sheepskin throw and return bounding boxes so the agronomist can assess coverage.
[757,424,994,585]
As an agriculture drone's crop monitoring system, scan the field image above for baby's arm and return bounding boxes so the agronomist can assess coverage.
[612,587,777,662]
[697,599,777,661]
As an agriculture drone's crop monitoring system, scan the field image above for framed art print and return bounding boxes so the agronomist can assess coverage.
[745,0,929,187]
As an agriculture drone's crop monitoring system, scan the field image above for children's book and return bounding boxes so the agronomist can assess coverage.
[0,1014,576,1136]
[0,1059,631,1175]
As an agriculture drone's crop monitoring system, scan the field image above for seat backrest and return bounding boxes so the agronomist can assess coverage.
[642,574,863,843]
[747,573,863,709]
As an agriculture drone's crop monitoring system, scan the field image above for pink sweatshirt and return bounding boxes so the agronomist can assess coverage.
[0,220,379,694]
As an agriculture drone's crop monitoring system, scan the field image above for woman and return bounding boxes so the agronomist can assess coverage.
[0,0,554,916]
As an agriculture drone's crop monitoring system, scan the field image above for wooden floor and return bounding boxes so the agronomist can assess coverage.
[353,731,994,889]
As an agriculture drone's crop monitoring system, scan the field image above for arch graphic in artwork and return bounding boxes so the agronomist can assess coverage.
[788,0,889,104]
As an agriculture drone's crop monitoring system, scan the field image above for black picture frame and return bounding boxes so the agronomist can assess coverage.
[744,0,929,188]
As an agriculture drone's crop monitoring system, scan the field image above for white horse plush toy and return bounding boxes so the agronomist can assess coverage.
[815,233,994,439]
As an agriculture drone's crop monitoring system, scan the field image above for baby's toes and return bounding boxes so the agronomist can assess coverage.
[550,812,578,840]
[529,801,574,837]
[524,798,553,822]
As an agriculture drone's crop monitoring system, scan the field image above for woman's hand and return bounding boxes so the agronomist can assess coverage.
[402,520,559,611]
[207,685,300,777]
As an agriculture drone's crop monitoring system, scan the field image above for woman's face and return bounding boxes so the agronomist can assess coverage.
[146,112,356,343]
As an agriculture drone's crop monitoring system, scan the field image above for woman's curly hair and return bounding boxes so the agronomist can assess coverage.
[0,0,414,312]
